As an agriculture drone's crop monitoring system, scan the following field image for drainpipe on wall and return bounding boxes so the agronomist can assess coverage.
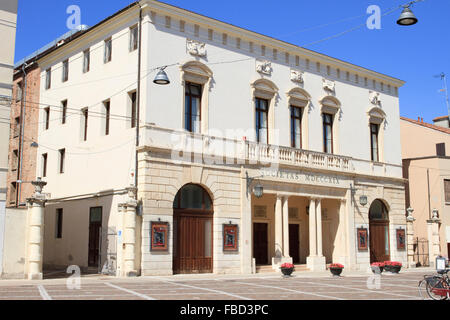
[134,2,143,200]
[427,168,431,220]
[17,63,28,207]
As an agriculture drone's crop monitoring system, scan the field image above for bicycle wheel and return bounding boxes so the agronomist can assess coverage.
[418,279,430,300]
[425,276,448,300]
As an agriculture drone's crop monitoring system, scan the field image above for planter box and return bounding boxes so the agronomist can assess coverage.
[385,265,401,274]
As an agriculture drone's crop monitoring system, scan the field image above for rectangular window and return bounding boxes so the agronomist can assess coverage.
[444,180,450,203]
[45,68,51,90]
[10,182,16,204]
[249,42,254,53]
[184,83,202,133]
[42,153,48,177]
[316,62,320,72]
[59,148,65,174]
[236,37,241,49]
[104,38,112,63]
[130,91,137,128]
[370,123,379,161]
[16,81,22,102]
[337,68,340,78]
[323,113,333,153]
[44,107,50,130]
[13,116,20,137]
[194,25,200,37]
[285,52,289,64]
[62,59,69,82]
[130,25,138,51]
[12,149,18,171]
[346,71,350,81]
[56,209,63,239]
[165,16,171,28]
[179,20,185,32]
[290,106,302,148]
[104,100,110,135]
[61,100,67,124]
[255,98,269,144]
[222,33,227,45]
[295,55,299,66]
[82,108,88,141]
[273,48,277,60]
[83,49,90,73]
[208,29,213,41]
[327,65,330,75]
[261,45,265,56]
[436,143,446,157]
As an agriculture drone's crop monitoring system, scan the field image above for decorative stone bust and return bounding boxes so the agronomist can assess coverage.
[290,70,304,83]
[322,78,335,92]
[256,60,272,75]
[186,39,207,57]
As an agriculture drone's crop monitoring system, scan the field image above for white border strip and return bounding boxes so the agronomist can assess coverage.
[162,280,253,300]
[234,281,344,300]
[37,285,52,300]
[105,282,156,300]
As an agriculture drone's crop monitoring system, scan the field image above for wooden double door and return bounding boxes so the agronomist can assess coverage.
[369,221,390,263]
[173,212,213,274]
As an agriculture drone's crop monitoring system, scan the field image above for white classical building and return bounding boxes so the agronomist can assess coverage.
[2,0,409,279]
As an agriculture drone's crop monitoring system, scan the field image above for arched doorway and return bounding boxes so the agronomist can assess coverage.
[173,184,213,274]
[369,199,390,263]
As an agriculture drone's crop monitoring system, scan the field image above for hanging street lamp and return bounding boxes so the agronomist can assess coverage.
[153,67,170,85]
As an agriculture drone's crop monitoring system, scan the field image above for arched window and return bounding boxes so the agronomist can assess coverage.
[369,199,389,221]
[173,184,213,211]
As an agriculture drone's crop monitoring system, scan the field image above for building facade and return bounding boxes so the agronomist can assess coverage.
[401,117,450,266]
[3,0,408,279]
[0,0,18,276]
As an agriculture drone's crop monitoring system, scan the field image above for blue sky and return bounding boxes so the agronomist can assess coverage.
[14,0,449,123]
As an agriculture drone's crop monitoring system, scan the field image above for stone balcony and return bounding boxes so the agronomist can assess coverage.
[141,125,403,179]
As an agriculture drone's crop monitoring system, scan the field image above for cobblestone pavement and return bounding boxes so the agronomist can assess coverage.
[0,269,437,300]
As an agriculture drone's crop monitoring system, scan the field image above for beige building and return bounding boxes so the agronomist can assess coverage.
[401,116,450,266]
[2,1,409,279]
[0,0,18,275]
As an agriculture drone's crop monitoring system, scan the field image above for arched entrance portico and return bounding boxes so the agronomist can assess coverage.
[173,184,214,274]
[369,199,390,263]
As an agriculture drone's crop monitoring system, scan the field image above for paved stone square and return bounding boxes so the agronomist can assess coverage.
[0,269,437,300]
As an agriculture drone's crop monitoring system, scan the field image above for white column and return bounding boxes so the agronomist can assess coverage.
[316,199,323,257]
[275,195,283,258]
[334,199,348,265]
[308,198,316,257]
[345,189,357,270]
[406,209,416,268]
[119,187,138,277]
[240,172,253,274]
[282,196,290,258]
[26,199,46,280]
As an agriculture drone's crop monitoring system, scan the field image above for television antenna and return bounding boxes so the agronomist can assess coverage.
[434,73,450,123]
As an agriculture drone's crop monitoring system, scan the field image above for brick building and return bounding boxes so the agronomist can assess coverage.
[7,61,41,207]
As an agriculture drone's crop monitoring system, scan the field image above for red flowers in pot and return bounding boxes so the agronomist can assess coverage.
[280,263,294,276]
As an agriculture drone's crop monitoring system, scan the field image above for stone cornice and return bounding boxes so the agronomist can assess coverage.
[144,0,405,88]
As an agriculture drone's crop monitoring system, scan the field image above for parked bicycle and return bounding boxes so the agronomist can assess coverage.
[418,269,450,300]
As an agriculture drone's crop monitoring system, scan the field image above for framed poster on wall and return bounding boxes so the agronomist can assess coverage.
[150,221,169,252]
[396,228,406,250]
[357,228,368,250]
[223,224,238,252]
